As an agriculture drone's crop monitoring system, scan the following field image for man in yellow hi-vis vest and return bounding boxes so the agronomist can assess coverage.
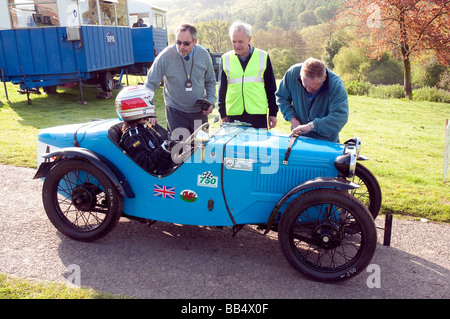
[218,21,278,129]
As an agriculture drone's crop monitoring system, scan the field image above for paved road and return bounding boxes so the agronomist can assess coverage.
[0,164,448,300]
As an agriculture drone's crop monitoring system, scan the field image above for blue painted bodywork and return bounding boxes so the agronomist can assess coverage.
[0,26,134,89]
[0,24,167,89]
[131,26,167,64]
[37,120,347,227]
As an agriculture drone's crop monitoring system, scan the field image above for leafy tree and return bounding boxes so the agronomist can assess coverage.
[366,53,404,85]
[253,27,306,62]
[196,20,231,52]
[333,46,369,82]
[269,48,298,78]
[314,6,334,23]
[336,0,450,99]
[297,10,319,28]
[412,55,450,89]
[322,37,345,69]
[333,46,404,84]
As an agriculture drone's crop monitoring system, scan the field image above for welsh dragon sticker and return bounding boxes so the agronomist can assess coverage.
[180,190,198,203]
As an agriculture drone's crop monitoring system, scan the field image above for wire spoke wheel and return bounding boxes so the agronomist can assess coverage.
[43,159,122,242]
[279,189,377,282]
[351,163,382,219]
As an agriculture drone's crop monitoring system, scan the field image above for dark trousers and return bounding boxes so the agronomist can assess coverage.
[166,106,208,138]
[228,112,268,129]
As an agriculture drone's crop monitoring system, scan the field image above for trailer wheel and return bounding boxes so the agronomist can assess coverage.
[43,85,57,94]
[99,71,114,92]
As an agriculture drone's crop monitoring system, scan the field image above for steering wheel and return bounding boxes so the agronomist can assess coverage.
[172,122,210,163]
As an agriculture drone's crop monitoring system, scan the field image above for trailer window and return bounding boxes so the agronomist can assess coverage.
[116,0,128,26]
[153,12,166,29]
[80,0,99,25]
[130,13,149,28]
[99,0,116,26]
[8,0,59,28]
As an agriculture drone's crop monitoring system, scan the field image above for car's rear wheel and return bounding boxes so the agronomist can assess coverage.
[43,159,122,242]
[278,189,377,282]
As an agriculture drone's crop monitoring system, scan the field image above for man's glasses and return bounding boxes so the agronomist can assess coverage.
[176,40,194,46]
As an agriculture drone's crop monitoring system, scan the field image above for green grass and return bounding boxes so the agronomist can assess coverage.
[0,273,130,299]
[0,78,449,223]
[340,96,450,222]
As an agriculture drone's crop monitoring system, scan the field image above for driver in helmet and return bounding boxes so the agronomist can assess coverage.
[116,85,177,175]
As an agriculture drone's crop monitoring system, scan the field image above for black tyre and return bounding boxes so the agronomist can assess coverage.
[352,163,382,219]
[278,189,377,282]
[43,159,122,242]
[99,71,114,92]
[43,85,57,94]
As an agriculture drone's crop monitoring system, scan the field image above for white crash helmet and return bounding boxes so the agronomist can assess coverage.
[115,85,155,121]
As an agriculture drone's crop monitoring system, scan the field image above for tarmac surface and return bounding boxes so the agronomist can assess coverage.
[0,164,448,300]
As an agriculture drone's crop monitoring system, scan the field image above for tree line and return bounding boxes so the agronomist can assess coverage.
[157,0,449,99]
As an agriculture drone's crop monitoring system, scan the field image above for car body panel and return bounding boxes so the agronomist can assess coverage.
[36,119,347,226]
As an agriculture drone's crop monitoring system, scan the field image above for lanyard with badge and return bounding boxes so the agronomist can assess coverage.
[180,52,195,92]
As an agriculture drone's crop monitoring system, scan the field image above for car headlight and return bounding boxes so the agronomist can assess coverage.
[334,144,358,178]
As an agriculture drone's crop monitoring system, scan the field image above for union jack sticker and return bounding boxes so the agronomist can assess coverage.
[154,184,175,199]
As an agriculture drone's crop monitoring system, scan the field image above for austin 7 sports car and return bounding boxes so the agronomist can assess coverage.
[34,120,382,282]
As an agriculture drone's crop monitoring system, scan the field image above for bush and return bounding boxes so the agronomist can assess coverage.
[413,87,450,103]
[333,47,368,82]
[344,81,450,103]
[370,84,405,99]
[344,81,372,96]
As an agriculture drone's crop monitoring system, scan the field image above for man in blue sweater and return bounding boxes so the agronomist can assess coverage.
[276,57,348,143]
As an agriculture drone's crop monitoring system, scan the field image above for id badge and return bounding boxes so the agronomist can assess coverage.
[185,79,193,92]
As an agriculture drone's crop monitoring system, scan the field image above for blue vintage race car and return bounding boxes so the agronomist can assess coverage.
[34,119,381,282]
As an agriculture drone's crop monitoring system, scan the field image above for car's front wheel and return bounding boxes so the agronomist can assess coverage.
[278,189,377,282]
[352,163,382,219]
[42,159,122,242]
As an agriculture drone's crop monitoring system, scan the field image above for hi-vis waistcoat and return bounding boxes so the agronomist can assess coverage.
[222,48,268,115]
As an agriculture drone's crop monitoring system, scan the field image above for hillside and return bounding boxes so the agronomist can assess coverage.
[148,0,341,33]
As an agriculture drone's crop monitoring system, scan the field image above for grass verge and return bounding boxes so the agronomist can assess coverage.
[0,273,130,299]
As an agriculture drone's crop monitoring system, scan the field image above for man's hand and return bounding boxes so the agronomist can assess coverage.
[268,116,277,129]
[290,123,312,137]
[202,105,213,115]
[195,99,213,115]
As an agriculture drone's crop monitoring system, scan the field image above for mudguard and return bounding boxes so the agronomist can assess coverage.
[33,147,135,198]
[264,177,359,234]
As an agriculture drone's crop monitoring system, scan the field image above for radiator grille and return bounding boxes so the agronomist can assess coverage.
[252,165,330,194]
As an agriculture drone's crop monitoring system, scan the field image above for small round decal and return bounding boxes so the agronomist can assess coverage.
[105,31,116,46]
[180,190,198,203]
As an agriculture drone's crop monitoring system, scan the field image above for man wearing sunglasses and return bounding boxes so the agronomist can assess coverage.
[145,23,216,138]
